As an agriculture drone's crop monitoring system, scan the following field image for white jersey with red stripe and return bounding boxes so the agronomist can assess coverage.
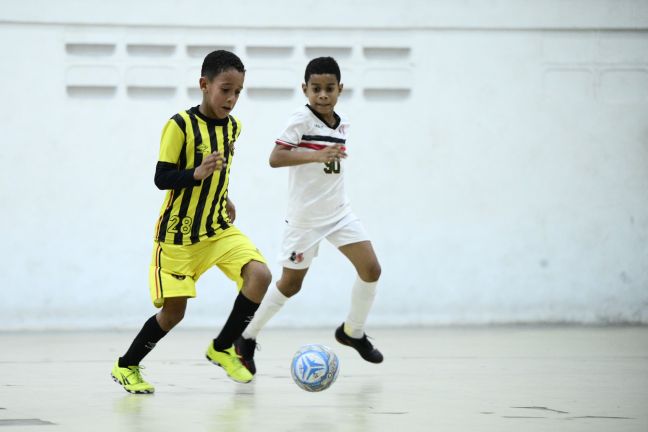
[275,104,352,228]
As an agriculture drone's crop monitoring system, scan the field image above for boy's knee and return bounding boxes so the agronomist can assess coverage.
[278,279,302,298]
[245,261,272,289]
[158,304,186,330]
[258,266,272,288]
[361,262,381,283]
[241,261,272,303]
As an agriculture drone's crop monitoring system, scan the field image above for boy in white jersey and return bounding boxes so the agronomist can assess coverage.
[234,57,383,375]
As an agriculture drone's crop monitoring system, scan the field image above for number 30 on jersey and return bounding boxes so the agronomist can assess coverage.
[323,160,340,174]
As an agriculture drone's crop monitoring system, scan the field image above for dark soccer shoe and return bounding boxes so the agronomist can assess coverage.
[335,323,384,363]
[234,336,257,375]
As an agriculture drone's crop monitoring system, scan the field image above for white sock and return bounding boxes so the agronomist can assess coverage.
[242,283,289,340]
[344,277,378,338]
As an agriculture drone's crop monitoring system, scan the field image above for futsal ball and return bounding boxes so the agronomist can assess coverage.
[290,344,340,392]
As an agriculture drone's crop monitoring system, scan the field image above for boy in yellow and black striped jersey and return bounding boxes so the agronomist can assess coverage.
[111,50,271,393]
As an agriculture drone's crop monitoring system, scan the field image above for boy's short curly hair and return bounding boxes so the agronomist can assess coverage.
[201,50,246,80]
[304,57,341,84]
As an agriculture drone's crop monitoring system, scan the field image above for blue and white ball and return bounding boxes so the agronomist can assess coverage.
[290,344,340,392]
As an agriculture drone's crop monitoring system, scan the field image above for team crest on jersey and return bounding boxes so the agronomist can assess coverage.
[290,251,304,264]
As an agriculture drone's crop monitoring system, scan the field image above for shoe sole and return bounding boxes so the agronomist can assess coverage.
[205,355,253,384]
[110,373,154,394]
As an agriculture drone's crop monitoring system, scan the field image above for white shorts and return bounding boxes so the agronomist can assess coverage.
[279,213,370,269]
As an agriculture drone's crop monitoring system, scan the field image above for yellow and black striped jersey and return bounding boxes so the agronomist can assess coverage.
[153,106,241,245]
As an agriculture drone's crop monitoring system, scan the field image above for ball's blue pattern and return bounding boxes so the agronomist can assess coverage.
[290,344,339,392]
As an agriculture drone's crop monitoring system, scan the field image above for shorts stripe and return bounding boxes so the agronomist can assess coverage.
[155,244,163,299]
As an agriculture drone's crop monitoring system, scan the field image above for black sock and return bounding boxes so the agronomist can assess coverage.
[118,315,168,367]
[212,292,260,351]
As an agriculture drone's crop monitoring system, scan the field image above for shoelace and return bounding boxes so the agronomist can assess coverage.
[359,335,376,350]
[127,365,146,383]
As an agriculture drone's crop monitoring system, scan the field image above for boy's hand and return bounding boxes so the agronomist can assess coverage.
[313,144,347,164]
[194,151,226,180]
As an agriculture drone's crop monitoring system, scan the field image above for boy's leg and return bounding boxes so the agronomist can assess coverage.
[335,240,384,363]
[112,297,187,393]
[206,260,271,383]
[237,267,308,374]
[119,297,187,366]
[212,260,271,349]
[243,267,308,339]
[338,241,381,336]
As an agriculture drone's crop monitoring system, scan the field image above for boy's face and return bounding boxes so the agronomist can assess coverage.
[199,68,245,119]
[302,74,343,119]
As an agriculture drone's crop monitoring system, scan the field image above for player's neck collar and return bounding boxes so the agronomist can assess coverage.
[305,104,340,130]
[190,105,230,126]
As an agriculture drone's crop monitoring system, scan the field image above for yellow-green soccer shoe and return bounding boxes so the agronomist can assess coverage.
[111,361,155,394]
[206,344,253,383]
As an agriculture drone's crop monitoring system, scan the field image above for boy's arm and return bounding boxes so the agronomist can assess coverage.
[154,162,199,190]
[272,109,346,168]
[154,118,225,190]
[269,144,347,168]
[154,152,226,190]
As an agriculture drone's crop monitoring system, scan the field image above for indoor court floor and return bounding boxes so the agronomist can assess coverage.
[1,326,647,431]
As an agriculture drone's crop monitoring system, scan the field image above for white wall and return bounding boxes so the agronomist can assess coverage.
[1,0,647,329]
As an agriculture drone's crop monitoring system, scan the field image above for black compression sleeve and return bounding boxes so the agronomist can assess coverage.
[154,161,200,190]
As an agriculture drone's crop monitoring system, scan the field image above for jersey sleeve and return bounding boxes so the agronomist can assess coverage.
[158,118,185,163]
[154,115,199,190]
[275,109,310,148]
